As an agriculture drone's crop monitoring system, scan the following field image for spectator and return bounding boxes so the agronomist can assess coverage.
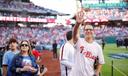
[32,45,47,76]
[2,38,19,76]
[59,31,75,76]
[102,37,105,50]
[10,40,38,76]
[124,36,128,49]
[52,40,58,59]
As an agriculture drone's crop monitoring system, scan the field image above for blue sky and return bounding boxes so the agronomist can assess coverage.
[30,0,78,14]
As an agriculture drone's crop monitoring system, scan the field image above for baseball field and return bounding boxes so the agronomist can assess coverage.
[101,44,128,76]
[41,43,128,76]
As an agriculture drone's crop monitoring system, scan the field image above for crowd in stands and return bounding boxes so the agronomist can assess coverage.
[0,0,128,20]
[0,7,128,20]
[0,25,71,49]
[84,8,128,20]
[94,26,128,37]
[0,12,47,18]
[0,25,128,49]
[0,0,58,17]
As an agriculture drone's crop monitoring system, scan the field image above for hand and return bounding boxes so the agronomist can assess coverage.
[36,59,41,64]
[93,72,99,76]
[76,9,85,24]
[29,67,37,73]
[22,66,31,71]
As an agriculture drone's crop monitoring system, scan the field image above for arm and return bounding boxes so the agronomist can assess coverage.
[95,64,102,76]
[60,44,74,69]
[30,56,38,74]
[95,45,105,76]
[73,10,85,43]
[34,50,42,65]
[36,57,41,65]
[61,60,74,69]
[2,53,8,76]
[2,65,7,76]
[73,22,81,43]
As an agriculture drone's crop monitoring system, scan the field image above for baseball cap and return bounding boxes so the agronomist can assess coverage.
[84,25,93,30]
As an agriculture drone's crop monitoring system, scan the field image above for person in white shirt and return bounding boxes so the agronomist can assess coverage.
[69,9,105,76]
[59,31,75,76]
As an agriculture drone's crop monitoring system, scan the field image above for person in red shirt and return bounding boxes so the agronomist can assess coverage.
[32,49,41,60]
[31,42,47,76]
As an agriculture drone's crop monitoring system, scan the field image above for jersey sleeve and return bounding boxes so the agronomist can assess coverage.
[62,44,69,60]
[2,52,9,65]
[60,43,74,69]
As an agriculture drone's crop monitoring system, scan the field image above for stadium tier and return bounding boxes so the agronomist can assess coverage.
[0,0,67,24]
[0,0,128,48]
[0,0,128,25]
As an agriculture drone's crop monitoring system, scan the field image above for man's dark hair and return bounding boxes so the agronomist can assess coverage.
[66,31,72,41]
[8,38,18,45]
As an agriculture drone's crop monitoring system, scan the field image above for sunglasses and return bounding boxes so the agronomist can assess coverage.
[21,44,29,47]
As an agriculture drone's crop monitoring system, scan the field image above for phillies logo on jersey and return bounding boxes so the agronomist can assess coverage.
[80,45,96,60]
[80,46,84,53]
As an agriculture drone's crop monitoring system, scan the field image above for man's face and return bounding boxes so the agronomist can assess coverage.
[84,25,94,38]
[9,42,18,50]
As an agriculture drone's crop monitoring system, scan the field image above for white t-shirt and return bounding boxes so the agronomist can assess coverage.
[59,41,75,76]
[69,38,105,76]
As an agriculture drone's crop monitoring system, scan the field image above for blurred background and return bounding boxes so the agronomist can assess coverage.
[0,0,128,76]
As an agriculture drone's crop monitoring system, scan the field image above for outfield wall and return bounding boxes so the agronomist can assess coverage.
[105,36,116,43]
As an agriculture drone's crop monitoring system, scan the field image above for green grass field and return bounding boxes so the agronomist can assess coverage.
[101,44,128,76]
[58,43,128,76]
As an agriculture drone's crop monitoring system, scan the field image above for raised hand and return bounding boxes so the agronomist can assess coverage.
[75,9,85,24]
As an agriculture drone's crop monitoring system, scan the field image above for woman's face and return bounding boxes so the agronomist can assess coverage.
[20,41,29,52]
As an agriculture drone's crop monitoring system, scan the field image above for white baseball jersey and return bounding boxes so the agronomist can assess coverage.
[59,41,75,76]
[69,38,105,76]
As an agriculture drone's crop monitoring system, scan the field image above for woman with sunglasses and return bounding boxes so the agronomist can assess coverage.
[10,40,38,76]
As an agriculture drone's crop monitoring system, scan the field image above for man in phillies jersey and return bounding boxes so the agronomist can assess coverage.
[69,9,105,76]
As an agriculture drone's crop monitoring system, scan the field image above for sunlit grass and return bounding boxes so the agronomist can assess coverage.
[102,44,128,76]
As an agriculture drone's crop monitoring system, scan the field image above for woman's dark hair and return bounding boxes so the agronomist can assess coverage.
[66,31,72,41]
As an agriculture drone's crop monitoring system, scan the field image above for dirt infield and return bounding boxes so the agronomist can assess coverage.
[41,50,61,76]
